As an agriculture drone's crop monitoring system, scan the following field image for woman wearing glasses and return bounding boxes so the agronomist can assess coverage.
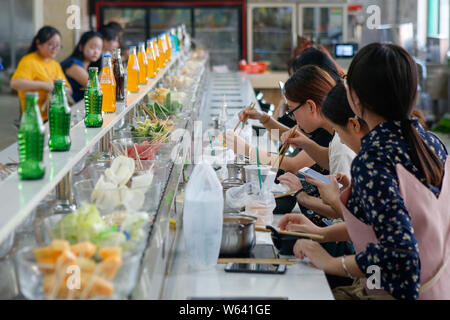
[10,26,72,122]
[286,43,449,300]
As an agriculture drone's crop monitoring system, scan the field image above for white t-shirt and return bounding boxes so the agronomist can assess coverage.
[328,133,356,177]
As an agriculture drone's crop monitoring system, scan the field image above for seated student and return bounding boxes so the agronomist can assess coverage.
[278,84,370,239]
[10,26,72,122]
[60,31,103,103]
[288,47,342,83]
[276,47,343,129]
[104,21,124,44]
[282,43,449,300]
[278,83,357,219]
[99,26,120,54]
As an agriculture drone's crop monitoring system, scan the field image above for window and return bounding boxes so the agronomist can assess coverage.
[0,0,33,70]
[428,0,450,38]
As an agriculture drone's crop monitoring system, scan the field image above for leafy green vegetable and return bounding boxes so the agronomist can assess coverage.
[148,92,183,119]
[54,203,107,244]
[131,118,169,139]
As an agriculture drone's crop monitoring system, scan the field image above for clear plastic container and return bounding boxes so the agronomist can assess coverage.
[245,196,275,227]
[244,165,274,184]
[15,245,142,300]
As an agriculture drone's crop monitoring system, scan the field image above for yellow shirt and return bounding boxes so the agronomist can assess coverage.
[11,52,70,121]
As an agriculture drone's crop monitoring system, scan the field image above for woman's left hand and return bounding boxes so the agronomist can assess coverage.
[293,239,334,271]
[304,175,341,207]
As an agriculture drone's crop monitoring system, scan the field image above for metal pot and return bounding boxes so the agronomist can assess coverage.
[220,214,257,257]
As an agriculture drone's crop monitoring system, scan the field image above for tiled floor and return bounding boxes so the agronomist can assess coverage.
[0,93,20,151]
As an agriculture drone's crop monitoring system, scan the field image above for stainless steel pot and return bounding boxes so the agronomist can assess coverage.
[223,163,246,184]
[220,214,257,257]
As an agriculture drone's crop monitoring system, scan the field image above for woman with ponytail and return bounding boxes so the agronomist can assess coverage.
[285,43,450,300]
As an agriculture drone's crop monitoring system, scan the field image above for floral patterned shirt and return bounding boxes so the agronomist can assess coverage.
[347,119,447,300]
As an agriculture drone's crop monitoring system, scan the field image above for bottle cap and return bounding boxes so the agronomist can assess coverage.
[129,45,136,49]
[54,79,65,85]
[88,67,98,71]
[104,54,112,58]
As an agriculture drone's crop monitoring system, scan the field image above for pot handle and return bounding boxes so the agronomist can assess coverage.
[265,225,278,236]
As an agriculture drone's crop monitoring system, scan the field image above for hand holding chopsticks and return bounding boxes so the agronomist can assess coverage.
[277,126,298,168]
[234,102,256,133]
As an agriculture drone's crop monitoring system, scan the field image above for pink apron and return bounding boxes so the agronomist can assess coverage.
[340,159,450,300]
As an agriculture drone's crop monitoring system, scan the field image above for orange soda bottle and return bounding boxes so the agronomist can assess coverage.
[127,46,140,93]
[146,39,156,78]
[157,36,165,68]
[99,54,116,113]
[164,33,171,62]
[137,42,148,85]
[152,38,161,72]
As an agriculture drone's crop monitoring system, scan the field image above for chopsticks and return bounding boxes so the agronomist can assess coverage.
[217,258,298,265]
[234,102,256,133]
[277,126,298,169]
[258,226,325,241]
[274,191,298,199]
[255,226,272,233]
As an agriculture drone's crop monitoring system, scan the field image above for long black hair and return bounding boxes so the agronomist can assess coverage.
[322,83,355,126]
[288,47,341,82]
[99,26,119,42]
[66,31,103,69]
[28,26,61,53]
[347,43,443,187]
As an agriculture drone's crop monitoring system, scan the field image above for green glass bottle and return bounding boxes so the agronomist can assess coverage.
[84,67,103,128]
[18,92,45,180]
[48,79,71,151]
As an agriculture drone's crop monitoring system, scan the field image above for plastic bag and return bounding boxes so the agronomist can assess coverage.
[226,177,276,226]
[183,162,224,269]
[225,174,289,211]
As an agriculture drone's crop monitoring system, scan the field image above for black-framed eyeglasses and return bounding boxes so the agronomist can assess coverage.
[286,102,305,120]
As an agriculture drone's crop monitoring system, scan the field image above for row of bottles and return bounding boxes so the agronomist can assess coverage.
[126,33,176,94]
[18,26,186,180]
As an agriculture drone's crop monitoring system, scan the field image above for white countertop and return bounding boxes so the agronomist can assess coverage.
[162,217,334,300]
[0,52,181,244]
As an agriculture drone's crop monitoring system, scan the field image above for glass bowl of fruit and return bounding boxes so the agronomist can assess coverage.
[15,240,142,300]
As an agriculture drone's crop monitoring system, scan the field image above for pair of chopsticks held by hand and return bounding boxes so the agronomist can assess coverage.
[233,102,256,133]
[277,125,299,169]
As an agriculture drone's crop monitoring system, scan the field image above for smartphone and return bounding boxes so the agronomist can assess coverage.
[298,168,343,188]
[224,263,287,274]
[279,81,284,91]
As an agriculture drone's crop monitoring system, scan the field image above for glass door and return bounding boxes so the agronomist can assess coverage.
[102,7,147,47]
[298,4,348,54]
[149,8,191,39]
[193,7,241,70]
[248,3,296,71]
